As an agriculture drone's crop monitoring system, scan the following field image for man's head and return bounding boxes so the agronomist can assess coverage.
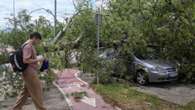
[29,32,42,45]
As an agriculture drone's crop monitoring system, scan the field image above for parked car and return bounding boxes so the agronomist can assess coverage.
[99,47,178,85]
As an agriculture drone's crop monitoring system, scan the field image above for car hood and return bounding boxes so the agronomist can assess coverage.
[142,60,175,69]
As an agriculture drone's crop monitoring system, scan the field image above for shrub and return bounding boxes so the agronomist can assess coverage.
[178,64,195,83]
[0,54,8,64]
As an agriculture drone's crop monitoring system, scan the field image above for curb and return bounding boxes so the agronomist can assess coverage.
[53,81,73,110]
[74,71,89,86]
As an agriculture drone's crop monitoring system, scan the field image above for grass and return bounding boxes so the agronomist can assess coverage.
[93,83,195,110]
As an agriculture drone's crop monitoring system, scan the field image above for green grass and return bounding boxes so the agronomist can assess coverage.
[93,84,195,110]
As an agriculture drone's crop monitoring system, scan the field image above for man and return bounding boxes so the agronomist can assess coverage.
[12,32,47,110]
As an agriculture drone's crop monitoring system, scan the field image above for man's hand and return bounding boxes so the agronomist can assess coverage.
[37,55,44,62]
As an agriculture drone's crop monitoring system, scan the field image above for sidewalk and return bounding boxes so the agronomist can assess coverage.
[0,87,67,110]
[54,69,116,110]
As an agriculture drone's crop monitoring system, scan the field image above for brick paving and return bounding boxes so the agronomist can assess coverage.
[55,69,115,110]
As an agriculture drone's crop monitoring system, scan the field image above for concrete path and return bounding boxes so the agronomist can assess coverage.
[54,69,116,110]
[133,83,195,105]
[0,87,67,110]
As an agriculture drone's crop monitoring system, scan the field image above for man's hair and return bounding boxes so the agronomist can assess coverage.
[30,32,42,40]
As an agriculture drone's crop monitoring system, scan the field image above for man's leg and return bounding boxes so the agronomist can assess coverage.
[23,72,46,110]
[12,85,29,110]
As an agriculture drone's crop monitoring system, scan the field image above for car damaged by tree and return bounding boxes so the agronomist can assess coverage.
[99,46,178,85]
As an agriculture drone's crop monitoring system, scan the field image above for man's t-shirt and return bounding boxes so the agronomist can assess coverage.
[22,42,38,73]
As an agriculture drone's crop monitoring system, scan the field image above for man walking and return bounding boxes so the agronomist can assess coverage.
[12,32,47,110]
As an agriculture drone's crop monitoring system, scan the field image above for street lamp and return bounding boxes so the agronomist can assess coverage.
[29,8,55,17]
[95,0,103,84]
[95,0,103,53]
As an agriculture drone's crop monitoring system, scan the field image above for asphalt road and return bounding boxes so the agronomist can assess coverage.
[133,82,195,105]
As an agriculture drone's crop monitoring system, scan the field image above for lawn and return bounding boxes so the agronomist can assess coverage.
[93,84,195,110]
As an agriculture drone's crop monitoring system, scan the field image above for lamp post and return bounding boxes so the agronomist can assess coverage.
[96,0,103,52]
[54,0,57,37]
[95,0,103,84]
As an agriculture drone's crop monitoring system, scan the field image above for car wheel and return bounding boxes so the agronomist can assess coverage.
[136,71,148,85]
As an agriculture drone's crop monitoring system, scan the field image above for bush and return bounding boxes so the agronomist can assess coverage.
[98,59,116,83]
[0,54,8,64]
[178,64,195,83]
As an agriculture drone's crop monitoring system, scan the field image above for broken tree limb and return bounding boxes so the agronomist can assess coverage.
[51,11,81,45]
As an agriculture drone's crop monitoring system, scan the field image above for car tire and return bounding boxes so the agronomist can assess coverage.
[136,70,148,85]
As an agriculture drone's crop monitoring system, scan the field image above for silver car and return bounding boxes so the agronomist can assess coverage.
[133,55,178,85]
[99,48,178,85]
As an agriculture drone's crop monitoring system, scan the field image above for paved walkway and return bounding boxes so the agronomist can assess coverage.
[133,83,195,106]
[0,87,67,110]
[54,69,116,110]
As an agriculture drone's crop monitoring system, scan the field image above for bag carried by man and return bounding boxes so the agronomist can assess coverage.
[9,44,28,72]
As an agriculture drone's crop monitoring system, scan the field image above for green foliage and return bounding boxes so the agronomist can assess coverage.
[0,68,23,98]
[0,0,195,98]
[0,31,27,49]
[0,10,54,49]
[0,54,8,64]
[135,0,195,82]
[59,0,195,83]
[179,64,195,83]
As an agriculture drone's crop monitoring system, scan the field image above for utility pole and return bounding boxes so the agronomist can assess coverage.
[13,0,16,31]
[96,0,103,84]
[54,0,57,37]
[96,8,100,84]
[96,8,100,54]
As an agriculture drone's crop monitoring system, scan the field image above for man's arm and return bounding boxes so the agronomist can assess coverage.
[23,58,39,64]
[23,55,44,64]
[23,45,43,64]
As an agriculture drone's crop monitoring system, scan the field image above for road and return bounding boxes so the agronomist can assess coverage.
[133,83,195,105]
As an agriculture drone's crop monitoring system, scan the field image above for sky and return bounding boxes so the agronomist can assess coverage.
[0,0,76,29]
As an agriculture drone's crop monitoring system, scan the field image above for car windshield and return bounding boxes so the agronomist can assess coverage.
[134,47,159,60]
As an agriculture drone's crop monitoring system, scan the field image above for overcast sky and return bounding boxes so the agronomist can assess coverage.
[0,0,76,29]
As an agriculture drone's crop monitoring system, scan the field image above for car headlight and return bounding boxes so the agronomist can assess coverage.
[149,66,164,73]
[149,67,158,72]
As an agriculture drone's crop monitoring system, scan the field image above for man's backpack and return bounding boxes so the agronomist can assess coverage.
[9,44,28,72]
